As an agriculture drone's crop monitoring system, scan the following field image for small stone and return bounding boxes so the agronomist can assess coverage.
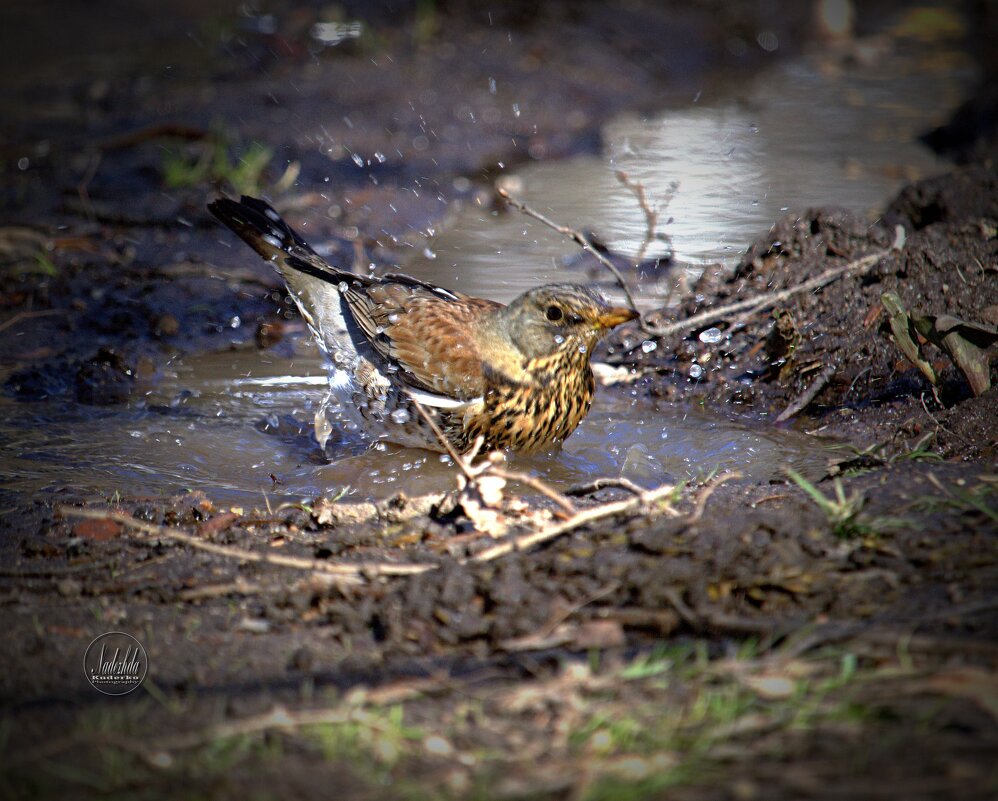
[153,314,179,337]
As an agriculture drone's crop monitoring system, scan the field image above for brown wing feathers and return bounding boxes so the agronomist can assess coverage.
[210,195,497,402]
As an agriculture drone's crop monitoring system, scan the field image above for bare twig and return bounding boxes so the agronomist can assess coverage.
[409,398,477,482]
[496,187,643,319]
[468,482,679,563]
[566,477,647,498]
[687,471,742,523]
[489,467,577,514]
[176,578,263,602]
[57,507,432,579]
[775,364,836,423]
[0,309,64,335]
[643,249,887,339]
[614,169,675,264]
[615,170,659,263]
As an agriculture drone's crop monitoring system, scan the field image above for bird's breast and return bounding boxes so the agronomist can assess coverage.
[467,349,595,452]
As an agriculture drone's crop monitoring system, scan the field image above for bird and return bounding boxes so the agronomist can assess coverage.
[208,195,639,454]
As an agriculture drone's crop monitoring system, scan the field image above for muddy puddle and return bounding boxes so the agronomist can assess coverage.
[405,43,969,305]
[0,26,970,511]
[0,347,831,508]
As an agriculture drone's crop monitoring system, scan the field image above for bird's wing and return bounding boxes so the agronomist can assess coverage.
[209,195,497,402]
[341,281,500,402]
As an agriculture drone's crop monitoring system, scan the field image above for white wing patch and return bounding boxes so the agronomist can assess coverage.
[405,387,481,410]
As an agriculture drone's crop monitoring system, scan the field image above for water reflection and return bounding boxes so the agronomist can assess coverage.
[405,48,965,303]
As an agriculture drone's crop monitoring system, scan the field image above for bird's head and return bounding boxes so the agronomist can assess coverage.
[500,284,639,362]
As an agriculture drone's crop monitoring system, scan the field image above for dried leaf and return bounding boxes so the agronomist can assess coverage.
[881,293,936,385]
[72,518,122,541]
[911,312,998,396]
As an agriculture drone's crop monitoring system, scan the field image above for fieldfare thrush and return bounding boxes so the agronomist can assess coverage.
[209,196,639,454]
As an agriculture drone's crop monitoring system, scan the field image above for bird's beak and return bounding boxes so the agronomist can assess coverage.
[596,306,640,330]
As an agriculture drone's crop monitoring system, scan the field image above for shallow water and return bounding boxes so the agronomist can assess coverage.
[0,33,969,510]
[405,46,968,306]
[0,348,829,509]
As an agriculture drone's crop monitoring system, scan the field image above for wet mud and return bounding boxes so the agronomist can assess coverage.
[1,2,996,800]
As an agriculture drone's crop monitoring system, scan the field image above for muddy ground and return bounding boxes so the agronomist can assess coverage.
[1,2,996,800]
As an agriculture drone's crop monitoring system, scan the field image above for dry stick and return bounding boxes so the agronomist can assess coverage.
[0,308,64,335]
[496,187,643,319]
[566,477,647,498]
[468,482,679,564]
[775,363,837,423]
[644,249,888,339]
[411,396,576,514]
[614,169,664,264]
[616,171,657,262]
[489,467,577,515]
[409,398,477,482]
[58,507,432,578]
[687,471,742,523]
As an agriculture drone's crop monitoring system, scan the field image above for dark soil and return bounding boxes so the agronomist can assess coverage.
[1,2,996,800]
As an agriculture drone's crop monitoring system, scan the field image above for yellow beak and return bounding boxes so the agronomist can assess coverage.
[596,306,640,329]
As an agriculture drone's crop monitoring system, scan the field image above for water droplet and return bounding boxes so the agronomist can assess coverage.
[689,364,704,379]
[351,153,364,167]
[578,344,587,354]
[17,157,29,170]
[262,234,283,250]
[387,313,400,324]
[337,281,348,292]
[439,453,452,464]
[391,409,410,424]
[553,334,565,344]
[698,327,723,344]
[423,247,436,259]
[641,340,657,353]
[512,103,520,117]
[374,151,386,163]
[229,315,241,328]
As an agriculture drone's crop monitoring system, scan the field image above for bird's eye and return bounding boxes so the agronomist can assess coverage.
[545,305,564,322]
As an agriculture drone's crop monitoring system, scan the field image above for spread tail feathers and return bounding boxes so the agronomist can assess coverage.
[208,195,352,287]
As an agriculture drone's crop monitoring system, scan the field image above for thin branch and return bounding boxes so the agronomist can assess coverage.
[489,467,577,515]
[409,398,477,482]
[497,187,643,319]
[58,507,432,579]
[687,471,742,523]
[468,482,679,563]
[0,308,64,335]
[775,364,836,423]
[643,249,887,339]
[566,477,647,498]
[614,169,671,264]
